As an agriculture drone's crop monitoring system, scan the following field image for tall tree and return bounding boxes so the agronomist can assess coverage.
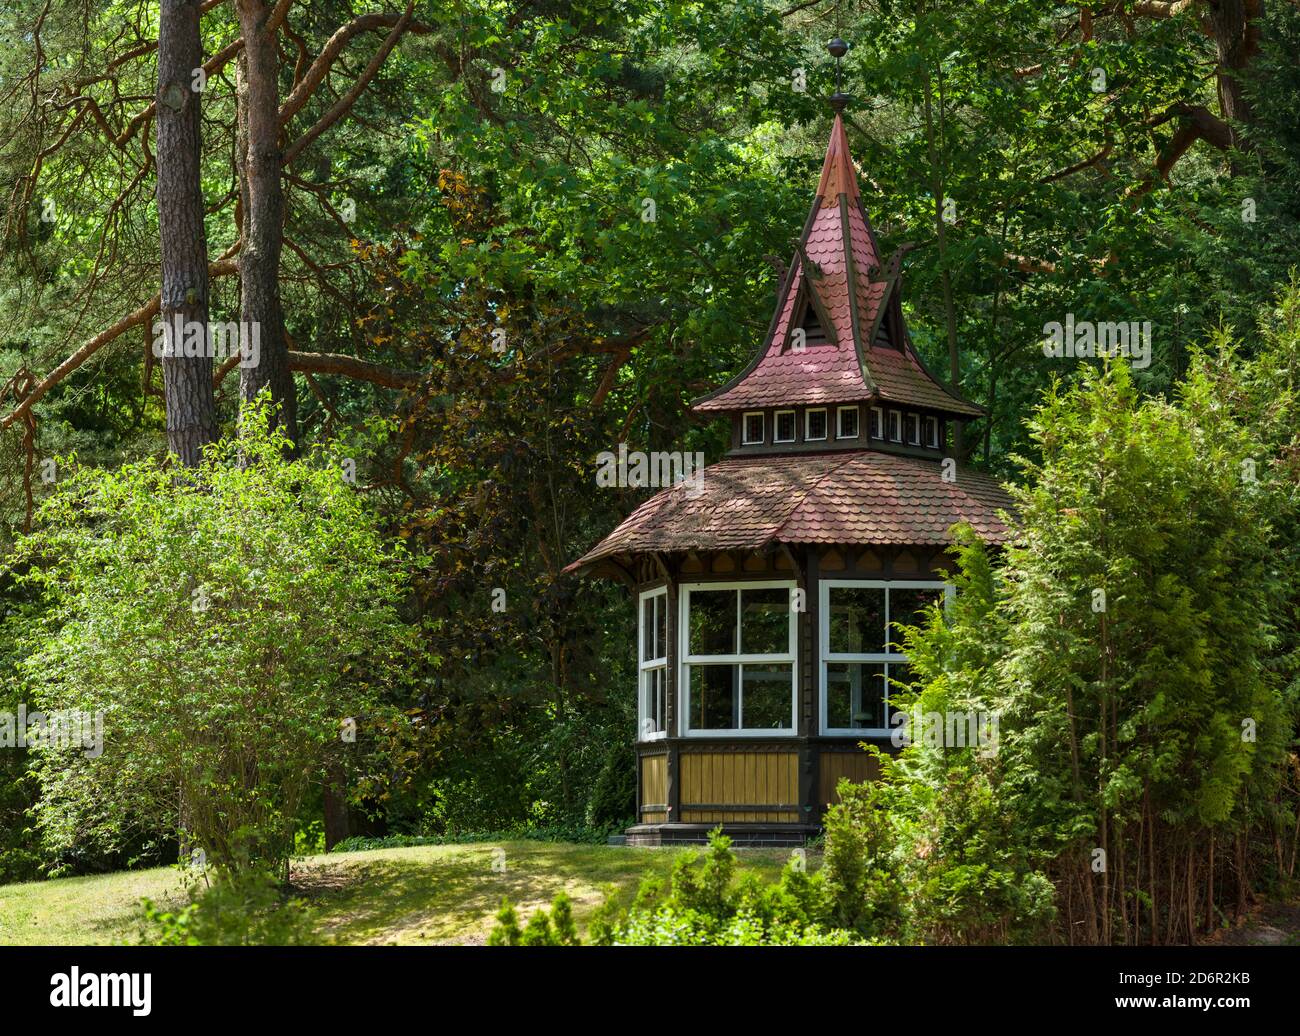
[156,0,218,466]
[235,0,296,445]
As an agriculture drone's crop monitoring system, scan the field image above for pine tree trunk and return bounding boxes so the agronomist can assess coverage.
[156,0,217,466]
[1209,0,1261,145]
[235,0,297,447]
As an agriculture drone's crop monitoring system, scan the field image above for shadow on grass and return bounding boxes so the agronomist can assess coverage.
[290,842,801,946]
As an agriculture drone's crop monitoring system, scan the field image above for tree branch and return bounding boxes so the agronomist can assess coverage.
[281,2,418,166]
[278,9,431,129]
[1,252,240,433]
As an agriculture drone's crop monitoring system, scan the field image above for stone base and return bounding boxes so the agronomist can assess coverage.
[625,822,819,848]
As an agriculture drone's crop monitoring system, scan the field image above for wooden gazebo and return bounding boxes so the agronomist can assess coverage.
[566,91,1012,846]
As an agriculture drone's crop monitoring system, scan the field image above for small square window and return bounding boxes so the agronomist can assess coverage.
[742,412,765,445]
[905,413,921,446]
[870,406,884,439]
[837,406,859,439]
[924,416,940,449]
[774,410,796,443]
[805,408,827,441]
[888,410,902,443]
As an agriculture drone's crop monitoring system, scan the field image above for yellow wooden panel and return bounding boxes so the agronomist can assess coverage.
[819,751,880,806]
[640,754,667,812]
[680,751,798,819]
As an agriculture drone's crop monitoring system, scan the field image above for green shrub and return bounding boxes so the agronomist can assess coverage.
[490,828,861,946]
[137,870,316,946]
[9,401,415,878]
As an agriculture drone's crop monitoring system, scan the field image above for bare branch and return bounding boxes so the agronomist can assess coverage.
[278,9,432,129]
[281,3,418,166]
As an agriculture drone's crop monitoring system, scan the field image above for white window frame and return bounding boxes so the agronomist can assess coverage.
[837,405,859,440]
[888,409,903,443]
[818,579,952,737]
[905,412,921,446]
[924,415,940,449]
[773,409,797,444]
[870,406,884,439]
[679,580,797,737]
[742,411,765,445]
[804,407,828,442]
[638,586,668,741]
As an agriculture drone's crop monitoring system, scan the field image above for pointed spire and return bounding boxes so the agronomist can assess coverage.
[689,38,985,420]
[815,114,860,203]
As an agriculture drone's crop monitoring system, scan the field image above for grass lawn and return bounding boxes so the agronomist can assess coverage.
[0,841,801,946]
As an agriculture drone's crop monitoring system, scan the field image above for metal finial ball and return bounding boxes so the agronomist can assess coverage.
[827,38,849,59]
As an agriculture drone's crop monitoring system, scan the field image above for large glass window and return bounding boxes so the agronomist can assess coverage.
[639,587,668,740]
[681,582,796,734]
[820,580,947,734]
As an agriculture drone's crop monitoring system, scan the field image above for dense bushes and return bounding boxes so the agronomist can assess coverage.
[490,828,886,946]
[137,871,316,946]
[853,339,1299,945]
[8,405,415,878]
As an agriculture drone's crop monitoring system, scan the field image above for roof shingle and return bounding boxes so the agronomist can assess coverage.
[566,450,1013,572]
[691,114,982,418]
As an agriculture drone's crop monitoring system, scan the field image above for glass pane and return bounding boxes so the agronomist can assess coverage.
[741,664,792,729]
[828,587,885,654]
[656,668,667,731]
[689,589,735,655]
[741,587,788,654]
[839,408,858,438]
[689,664,737,730]
[826,663,850,729]
[888,587,944,648]
[656,595,667,660]
[640,667,667,737]
[776,412,795,441]
[807,410,826,439]
[642,596,655,662]
[885,662,912,729]
[826,662,886,729]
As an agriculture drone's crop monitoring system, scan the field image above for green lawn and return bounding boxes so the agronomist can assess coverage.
[0,841,800,946]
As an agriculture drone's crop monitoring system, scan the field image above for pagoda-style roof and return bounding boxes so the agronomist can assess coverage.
[692,115,982,418]
[565,450,1011,575]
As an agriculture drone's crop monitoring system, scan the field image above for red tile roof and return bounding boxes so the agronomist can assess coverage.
[692,115,982,419]
[566,450,1012,572]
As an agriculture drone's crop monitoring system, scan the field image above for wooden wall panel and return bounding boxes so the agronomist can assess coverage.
[679,751,798,824]
[818,751,880,807]
[640,753,667,817]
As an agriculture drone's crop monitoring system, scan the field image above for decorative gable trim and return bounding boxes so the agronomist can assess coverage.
[781,271,839,351]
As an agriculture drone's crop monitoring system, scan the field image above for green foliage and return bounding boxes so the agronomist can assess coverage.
[493,828,862,946]
[137,870,315,947]
[487,898,522,947]
[331,823,620,854]
[863,335,1298,944]
[488,890,579,946]
[7,401,416,876]
[820,779,908,939]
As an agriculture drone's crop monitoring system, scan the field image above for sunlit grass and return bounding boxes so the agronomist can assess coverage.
[0,841,800,946]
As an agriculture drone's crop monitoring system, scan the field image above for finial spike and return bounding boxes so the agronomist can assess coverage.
[826,38,851,112]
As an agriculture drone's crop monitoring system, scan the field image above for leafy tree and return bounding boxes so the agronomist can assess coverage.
[880,351,1292,944]
[7,400,415,877]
